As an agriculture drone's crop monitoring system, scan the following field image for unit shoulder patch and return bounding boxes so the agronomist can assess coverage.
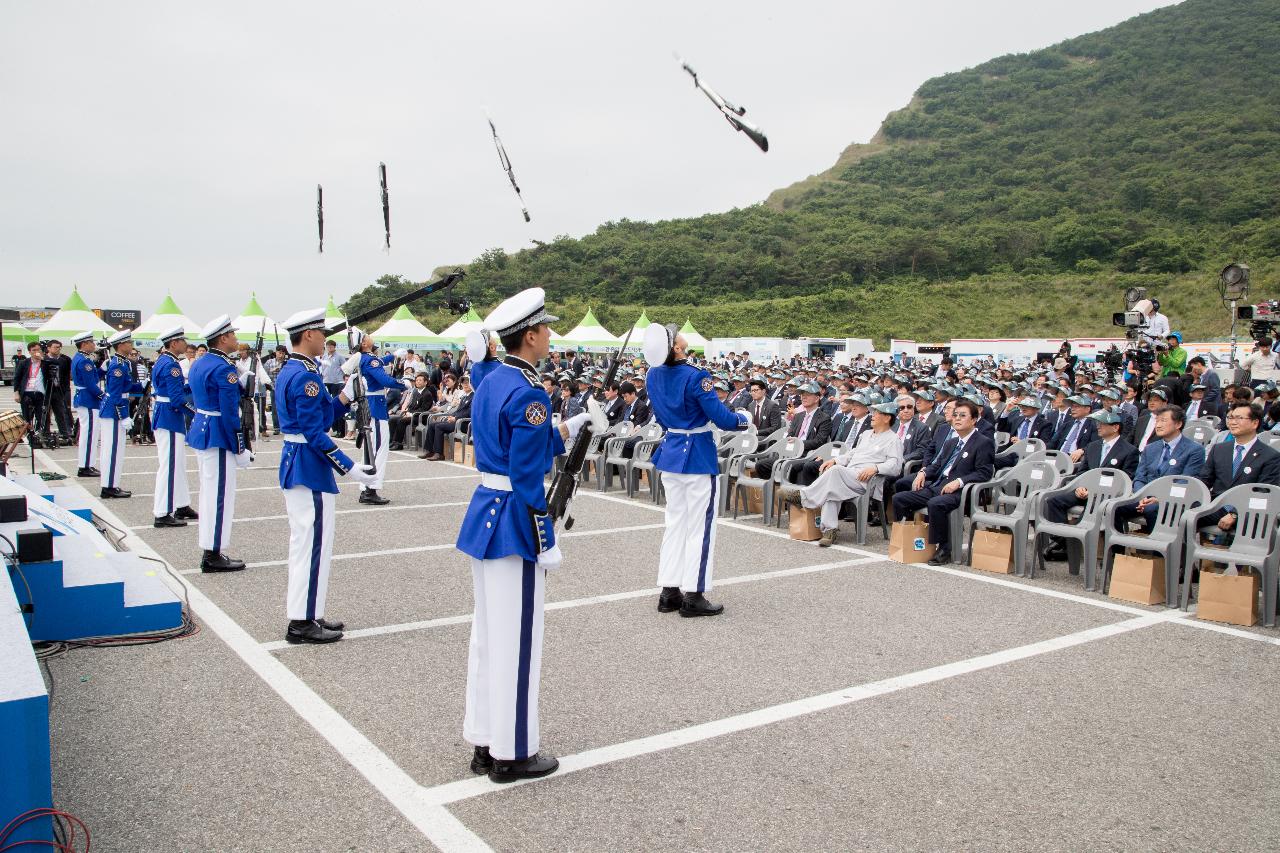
[112,368,123,377]
[227,371,239,384]
[525,402,548,426]
[304,381,320,397]
[170,367,181,378]
[700,377,714,392]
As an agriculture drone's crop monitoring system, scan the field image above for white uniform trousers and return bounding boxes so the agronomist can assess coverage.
[284,486,336,621]
[464,556,545,762]
[152,428,192,518]
[800,466,869,531]
[358,418,390,491]
[194,447,237,551]
[656,472,720,593]
[98,416,127,490]
[75,406,98,469]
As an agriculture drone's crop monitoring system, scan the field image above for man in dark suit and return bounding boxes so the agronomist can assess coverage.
[994,397,1054,471]
[389,372,435,449]
[42,339,74,440]
[1112,405,1206,533]
[1041,410,1139,560]
[13,341,55,438]
[1195,402,1280,530]
[1050,395,1099,469]
[1131,389,1168,453]
[744,378,782,434]
[602,381,627,425]
[417,377,474,460]
[751,382,832,481]
[881,394,934,511]
[915,390,942,434]
[1186,356,1221,413]
[1183,383,1211,423]
[891,399,995,565]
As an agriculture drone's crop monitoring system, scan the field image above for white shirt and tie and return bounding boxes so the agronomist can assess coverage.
[1138,414,1158,451]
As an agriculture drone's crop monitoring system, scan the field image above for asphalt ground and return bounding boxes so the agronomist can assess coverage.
[19,434,1280,852]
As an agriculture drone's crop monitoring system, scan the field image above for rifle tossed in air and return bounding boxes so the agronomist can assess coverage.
[545,325,634,531]
[677,57,769,153]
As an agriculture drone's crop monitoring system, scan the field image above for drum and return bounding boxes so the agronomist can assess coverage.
[0,410,28,444]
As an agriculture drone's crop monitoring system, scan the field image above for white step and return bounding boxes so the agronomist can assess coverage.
[52,536,124,590]
[107,552,180,608]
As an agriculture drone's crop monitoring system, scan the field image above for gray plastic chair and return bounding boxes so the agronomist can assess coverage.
[1100,475,1210,606]
[579,423,627,487]
[1183,419,1218,448]
[774,442,842,528]
[601,422,659,493]
[1180,483,1280,627]
[844,474,890,545]
[624,425,667,500]
[448,418,471,461]
[1261,433,1280,452]
[965,459,1061,577]
[1031,467,1132,589]
[721,432,761,512]
[732,436,803,524]
[994,430,1011,452]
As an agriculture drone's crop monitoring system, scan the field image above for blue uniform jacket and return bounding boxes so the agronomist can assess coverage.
[275,354,353,494]
[187,348,244,452]
[98,355,143,420]
[470,357,500,390]
[151,352,190,434]
[359,353,400,420]
[647,360,747,475]
[72,351,104,409]
[457,357,565,562]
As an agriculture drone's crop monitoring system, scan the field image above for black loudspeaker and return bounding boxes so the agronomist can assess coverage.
[0,495,26,523]
[17,529,54,564]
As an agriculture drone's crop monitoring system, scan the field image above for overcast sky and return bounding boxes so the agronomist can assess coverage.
[1,0,1174,323]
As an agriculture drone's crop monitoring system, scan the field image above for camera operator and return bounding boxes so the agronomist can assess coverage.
[1241,337,1280,390]
[1133,299,1170,347]
[43,339,74,440]
[1156,332,1187,377]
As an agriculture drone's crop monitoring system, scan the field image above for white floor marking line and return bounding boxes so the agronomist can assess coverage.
[34,450,493,853]
[183,521,671,575]
[127,501,470,530]
[262,556,882,652]
[133,472,479,498]
[418,610,1183,806]
[1170,611,1280,646]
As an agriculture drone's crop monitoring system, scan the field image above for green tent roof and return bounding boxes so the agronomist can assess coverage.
[62,287,91,312]
[240,293,267,317]
[391,305,415,320]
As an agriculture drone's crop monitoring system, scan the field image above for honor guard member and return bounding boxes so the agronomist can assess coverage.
[340,330,399,505]
[465,328,500,390]
[188,315,251,573]
[70,330,105,478]
[643,323,749,617]
[456,287,597,783]
[99,329,145,498]
[151,326,199,528]
[275,309,379,644]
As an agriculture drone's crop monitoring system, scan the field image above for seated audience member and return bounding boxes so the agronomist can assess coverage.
[881,395,933,510]
[1111,405,1205,534]
[417,376,473,460]
[750,382,832,481]
[1040,410,1139,561]
[994,396,1054,471]
[1132,388,1168,452]
[1193,402,1280,534]
[613,381,653,459]
[891,399,995,566]
[744,378,782,433]
[1050,394,1099,469]
[389,372,435,450]
[780,402,904,547]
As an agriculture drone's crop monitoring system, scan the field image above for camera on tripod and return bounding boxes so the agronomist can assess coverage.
[1236,300,1280,342]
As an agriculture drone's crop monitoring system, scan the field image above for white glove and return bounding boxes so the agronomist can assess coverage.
[235,450,253,469]
[584,395,609,433]
[122,417,134,431]
[346,464,378,487]
[341,352,362,376]
[537,544,564,570]
[564,412,592,441]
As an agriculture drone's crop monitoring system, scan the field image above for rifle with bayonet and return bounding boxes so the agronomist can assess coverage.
[348,327,375,472]
[241,320,266,454]
[545,326,634,530]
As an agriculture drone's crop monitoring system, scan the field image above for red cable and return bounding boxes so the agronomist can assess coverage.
[0,808,88,853]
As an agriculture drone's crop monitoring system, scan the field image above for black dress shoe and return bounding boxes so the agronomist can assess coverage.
[200,550,246,572]
[76,467,95,478]
[358,490,390,505]
[318,617,345,631]
[489,752,559,783]
[175,505,199,520]
[100,487,132,499]
[1042,546,1068,562]
[153,514,186,528]
[927,548,952,566]
[657,587,684,613]
[679,592,724,617]
[470,746,493,775]
[285,619,343,644]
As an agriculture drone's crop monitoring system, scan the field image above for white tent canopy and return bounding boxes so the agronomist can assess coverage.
[554,308,621,351]
[133,294,200,348]
[680,319,709,352]
[622,310,652,350]
[232,293,280,340]
[35,288,115,340]
[371,305,446,349]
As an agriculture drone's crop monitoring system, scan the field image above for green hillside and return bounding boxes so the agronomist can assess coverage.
[346,0,1280,344]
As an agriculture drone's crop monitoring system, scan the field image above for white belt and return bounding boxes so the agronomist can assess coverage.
[196,409,220,416]
[366,390,387,396]
[481,473,512,491]
[153,395,171,402]
[667,423,714,435]
[282,433,306,444]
